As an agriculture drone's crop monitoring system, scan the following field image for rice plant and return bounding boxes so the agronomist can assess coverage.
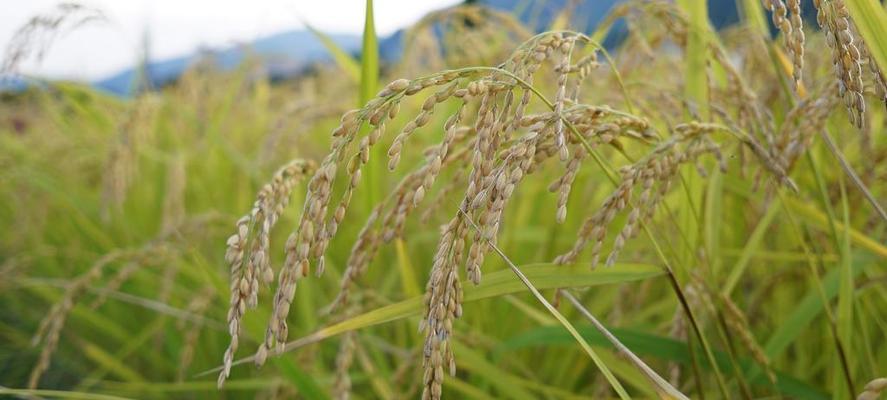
[1,0,886,399]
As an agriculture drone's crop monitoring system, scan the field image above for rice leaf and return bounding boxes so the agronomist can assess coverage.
[835,177,856,399]
[844,0,887,73]
[198,263,662,377]
[762,257,867,358]
[0,389,136,400]
[359,0,379,106]
[304,23,360,82]
[496,326,829,399]
[722,202,781,295]
[677,0,710,119]
[562,291,689,399]
[273,358,330,400]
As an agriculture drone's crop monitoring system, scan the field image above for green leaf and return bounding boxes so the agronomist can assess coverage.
[562,291,688,399]
[359,0,379,106]
[273,357,330,400]
[763,257,867,358]
[325,263,661,339]
[496,325,829,400]
[443,376,499,400]
[475,233,631,399]
[305,23,361,82]
[97,379,278,393]
[394,238,422,298]
[835,179,855,400]
[78,338,146,383]
[452,342,538,400]
[723,178,887,258]
[722,201,781,295]
[738,0,769,35]
[0,389,136,400]
[677,0,711,119]
[360,0,380,209]
[204,263,663,376]
[844,0,887,75]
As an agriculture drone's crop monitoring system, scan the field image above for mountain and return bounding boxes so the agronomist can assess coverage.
[0,75,31,93]
[477,0,817,41]
[479,0,629,47]
[94,30,363,95]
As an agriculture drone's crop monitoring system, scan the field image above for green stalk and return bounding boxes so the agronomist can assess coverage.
[459,210,633,400]
[676,0,710,274]
[562,290,690,400]
[835,175,855,399]
[677,0,711,120]
[360,0,380,210]
[740,3,867,390]
[844,0,887,74]
[749,0,886,222]
[469,63,731,399]
[358,0,379,107]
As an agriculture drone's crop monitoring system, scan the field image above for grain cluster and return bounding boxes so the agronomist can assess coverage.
[215,27,824,397]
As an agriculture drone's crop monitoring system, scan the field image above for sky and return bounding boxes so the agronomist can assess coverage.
[0,0,460,81]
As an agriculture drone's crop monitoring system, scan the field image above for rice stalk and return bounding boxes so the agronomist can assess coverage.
[0,2,105,77]
[28,245,170,389]
[217,30,802,396]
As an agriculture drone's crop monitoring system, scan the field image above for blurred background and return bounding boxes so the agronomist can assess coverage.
[1,0,458,93]
[2,0,782,95]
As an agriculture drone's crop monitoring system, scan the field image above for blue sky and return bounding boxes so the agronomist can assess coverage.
[0,0,459,80]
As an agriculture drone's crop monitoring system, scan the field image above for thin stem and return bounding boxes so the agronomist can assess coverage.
[818,129,887,223]
[561,290,690,400]
[459,209,632,400]
[494,64,733,399]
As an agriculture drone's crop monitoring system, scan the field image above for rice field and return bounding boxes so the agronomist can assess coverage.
[1,0,886,399]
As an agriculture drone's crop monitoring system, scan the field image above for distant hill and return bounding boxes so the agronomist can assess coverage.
[94,30,364,95]
[0,75,30,93]
[480,0,629,46]
[477,0,817,46]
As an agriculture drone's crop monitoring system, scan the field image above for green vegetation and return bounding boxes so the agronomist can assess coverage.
[1,1,885,399]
